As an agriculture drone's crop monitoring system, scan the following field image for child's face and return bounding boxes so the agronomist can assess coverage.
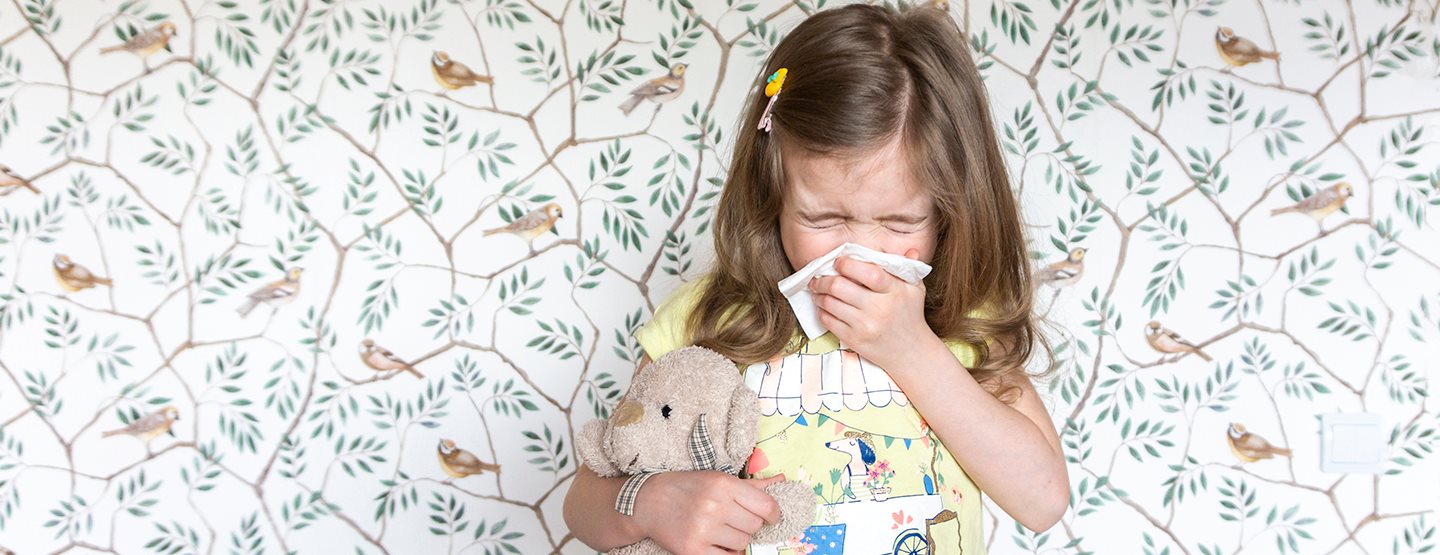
[778,137,938,272]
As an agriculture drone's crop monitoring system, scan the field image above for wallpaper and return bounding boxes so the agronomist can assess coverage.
[0,0,1436,553]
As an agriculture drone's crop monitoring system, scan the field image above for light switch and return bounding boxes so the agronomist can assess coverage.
[1319,413,1386,474]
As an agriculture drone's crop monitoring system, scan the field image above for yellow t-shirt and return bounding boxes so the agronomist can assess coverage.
[635,277,989,555]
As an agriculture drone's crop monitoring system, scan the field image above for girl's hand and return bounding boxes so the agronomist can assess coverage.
[809,249,940,371]
[633,471,785,553]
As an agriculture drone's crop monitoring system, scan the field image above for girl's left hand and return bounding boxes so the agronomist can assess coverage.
[808,249,939,370]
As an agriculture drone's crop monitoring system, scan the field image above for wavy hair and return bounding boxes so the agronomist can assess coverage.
[689,3,1053,402]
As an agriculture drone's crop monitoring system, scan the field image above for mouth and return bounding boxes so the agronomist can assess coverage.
[625,453,640,471]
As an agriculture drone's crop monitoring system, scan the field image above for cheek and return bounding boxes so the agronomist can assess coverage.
[908,232,939,262]
[780,221,844,271]
[884,229,938,264]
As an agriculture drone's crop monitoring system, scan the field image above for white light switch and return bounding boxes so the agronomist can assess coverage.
[1319,413,1386,474]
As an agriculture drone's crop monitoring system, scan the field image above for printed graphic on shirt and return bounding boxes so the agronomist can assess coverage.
[742,349,978,555]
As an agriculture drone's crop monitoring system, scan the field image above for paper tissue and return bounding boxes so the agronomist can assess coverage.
[778,242,933,341]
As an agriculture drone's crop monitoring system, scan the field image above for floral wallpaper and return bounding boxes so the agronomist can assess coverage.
[0,0,1436,553]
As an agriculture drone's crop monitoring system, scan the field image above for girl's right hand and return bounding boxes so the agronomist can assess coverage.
[632,471,785,554]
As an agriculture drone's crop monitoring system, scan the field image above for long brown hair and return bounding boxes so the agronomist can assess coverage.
[691,3,1052,402]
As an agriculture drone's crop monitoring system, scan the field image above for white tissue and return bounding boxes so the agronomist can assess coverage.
[778,242,933,340]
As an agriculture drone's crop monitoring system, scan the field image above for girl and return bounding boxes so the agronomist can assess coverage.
[564,4,1068,554]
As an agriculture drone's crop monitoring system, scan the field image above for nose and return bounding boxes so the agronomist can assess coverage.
[839,228,903,256]
[846,240,902,258]
[613,400,643,427]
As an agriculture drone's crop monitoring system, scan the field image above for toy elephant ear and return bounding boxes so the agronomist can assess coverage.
[723,383,760,469]
[575,419,621,477]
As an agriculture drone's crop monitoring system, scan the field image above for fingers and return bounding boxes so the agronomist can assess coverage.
[732,475,786,533]
[733,480,782,525]
[813,288,862,327]
[809,274,865,312]
[726,508,765,536]
[711,524,753,552]
[834,256,894,293]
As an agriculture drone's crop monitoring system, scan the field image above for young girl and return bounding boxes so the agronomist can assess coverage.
[564,4,1068,553]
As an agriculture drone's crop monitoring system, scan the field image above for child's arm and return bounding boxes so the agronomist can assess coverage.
[564,466,647,548]
[894,337,1069,532]
[562,355,785,552]
[807,257,1069,531]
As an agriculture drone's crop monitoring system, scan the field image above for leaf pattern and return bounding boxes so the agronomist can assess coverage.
[0,0,1435,553]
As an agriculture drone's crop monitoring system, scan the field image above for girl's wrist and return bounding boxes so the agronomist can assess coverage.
[867,328,941,370]
[627,472,667,537]
[879,331,950,382]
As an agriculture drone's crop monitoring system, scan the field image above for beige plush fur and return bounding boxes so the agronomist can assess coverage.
[576,346,816,553]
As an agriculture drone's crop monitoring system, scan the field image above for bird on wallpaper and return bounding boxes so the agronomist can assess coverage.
[431,51,493,91]
[1214,26,1280,69]
[1227,423,1292,463]
[1270,182,1354,223]
[102,406,180,442]
[437,439,501,479]
[237,267,303,317]
[53,254,113,292]
[1035,247,1087,288]
[620,63,687,116]
[1145,320,1214,362]
[0,164,39,196]
[360,338,425,380]
[100,21,178,58]
[482,203,563,254]
[928,0,951,10]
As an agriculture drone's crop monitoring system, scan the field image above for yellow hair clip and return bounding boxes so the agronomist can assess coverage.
[765,68,787,97]
[758,67,788,133]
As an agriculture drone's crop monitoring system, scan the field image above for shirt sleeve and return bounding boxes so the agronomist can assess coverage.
[944,305,997,368]
[633,277,710,361]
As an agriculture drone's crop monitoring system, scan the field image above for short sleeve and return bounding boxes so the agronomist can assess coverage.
[633,277,710,361]
[944,305,995,368]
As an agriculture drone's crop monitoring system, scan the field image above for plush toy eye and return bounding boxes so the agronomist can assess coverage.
[661,405,672,419]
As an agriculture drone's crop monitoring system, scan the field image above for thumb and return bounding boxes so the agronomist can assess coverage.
[904,248,920,260]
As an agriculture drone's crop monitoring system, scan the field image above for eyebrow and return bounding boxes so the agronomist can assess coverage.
[798,210,929,224]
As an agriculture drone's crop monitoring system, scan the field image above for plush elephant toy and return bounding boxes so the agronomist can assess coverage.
[575,346,815,554]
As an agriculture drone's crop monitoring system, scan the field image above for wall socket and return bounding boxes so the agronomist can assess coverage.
[1319,413,1387,474]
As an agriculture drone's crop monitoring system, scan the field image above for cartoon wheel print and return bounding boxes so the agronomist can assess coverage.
[893,530,928,555]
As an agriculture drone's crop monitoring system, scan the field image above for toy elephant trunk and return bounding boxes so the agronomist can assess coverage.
[575,347,816,554]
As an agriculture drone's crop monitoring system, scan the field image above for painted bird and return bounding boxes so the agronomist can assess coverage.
[100,21,178,58]
[431,51,493,90]
[102,406,180,442]
[237,267,303,317]
[360,338,425,380]
[1270,182,1354,222]
[1227,423,1291,462]
[53,254,112,292]
[0,164,39,195]
[1035,247,1087,288]
[929,0,951,10]
[483,203,563,253]
[1145,320,1213,362]
[437,439,501,479]
[620,63,687,116]
[1215,26,1280,68]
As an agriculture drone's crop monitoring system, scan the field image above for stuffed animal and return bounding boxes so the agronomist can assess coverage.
[576,346,815,554]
